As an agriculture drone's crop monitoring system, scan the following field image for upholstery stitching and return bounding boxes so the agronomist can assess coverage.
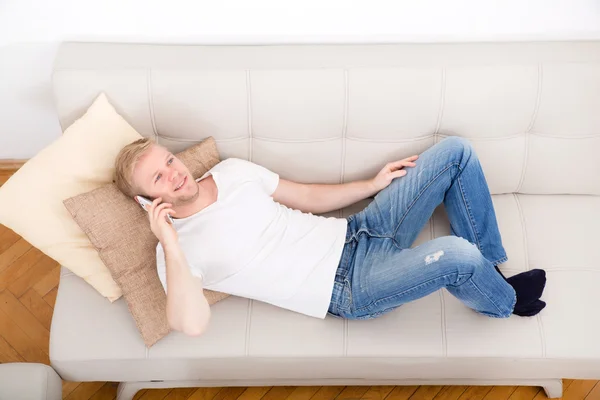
[432,213,449,357]
[525,63,543,133]
[515,131,530,193]
[341,69,349,185]
[146,68,158,141]
[347,134,435,143]
[440,291,447,357]
[514,193,547,358]
[245,300,253,357]
[516,63,541,193]
[246,69,253,161]
[434,67,446,134]
[343,319,348,357]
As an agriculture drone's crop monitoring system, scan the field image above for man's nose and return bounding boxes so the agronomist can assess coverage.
[169,169,179,182]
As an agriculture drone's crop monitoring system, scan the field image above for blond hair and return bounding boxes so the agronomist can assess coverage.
[114,137,155,197]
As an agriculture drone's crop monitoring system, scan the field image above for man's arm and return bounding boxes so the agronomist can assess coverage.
[272,156,419,215]
[163,240,211,336]
[273,178,379,215]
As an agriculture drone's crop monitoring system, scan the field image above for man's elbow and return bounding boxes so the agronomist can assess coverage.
[182,324,208,337]
[170,312,211,337]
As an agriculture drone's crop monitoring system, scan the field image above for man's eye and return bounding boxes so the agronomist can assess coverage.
[168,158,174,165]
[155,173,162,182]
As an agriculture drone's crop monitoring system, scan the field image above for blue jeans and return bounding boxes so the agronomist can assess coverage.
[328,136,517,320]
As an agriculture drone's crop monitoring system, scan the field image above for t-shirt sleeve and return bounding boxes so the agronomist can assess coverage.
[226,158,280,196]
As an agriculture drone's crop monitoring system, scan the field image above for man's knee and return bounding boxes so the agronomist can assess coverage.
[441,136,475,159]
[431,236,482,271]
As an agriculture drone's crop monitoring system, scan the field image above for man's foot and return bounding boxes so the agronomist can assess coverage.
[506,269,547,306]
[513,299,546,317]
[496,267,546,303]
[495,267,547,316]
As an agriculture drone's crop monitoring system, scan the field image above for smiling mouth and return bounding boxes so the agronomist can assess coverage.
[174,176,187,191]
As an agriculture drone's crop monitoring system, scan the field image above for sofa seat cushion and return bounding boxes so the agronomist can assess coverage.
[0,363,62,400]
[50,194,600,382]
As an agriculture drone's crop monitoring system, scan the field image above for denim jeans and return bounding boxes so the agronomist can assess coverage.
[328,136,517,320]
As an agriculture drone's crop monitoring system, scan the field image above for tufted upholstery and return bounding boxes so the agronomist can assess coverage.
[49,42,600,399]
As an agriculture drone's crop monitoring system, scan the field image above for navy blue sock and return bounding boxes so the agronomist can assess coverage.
[495,267,547,316]
[513,299,546,317]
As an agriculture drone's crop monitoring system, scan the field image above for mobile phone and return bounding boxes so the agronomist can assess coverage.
[134,195,175,224]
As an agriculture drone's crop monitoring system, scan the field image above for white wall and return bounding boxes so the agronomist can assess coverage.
[1,0,600,158]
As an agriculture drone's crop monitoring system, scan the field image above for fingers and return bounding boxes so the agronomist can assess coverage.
[157,207,175,224]
[391,170,407,179]
[388,159,417,170]
[151,200,174,222]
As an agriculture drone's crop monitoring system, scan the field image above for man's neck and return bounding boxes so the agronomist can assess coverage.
[172,181,213,219]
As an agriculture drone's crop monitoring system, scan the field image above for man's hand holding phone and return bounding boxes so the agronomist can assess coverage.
[148,197,178,246]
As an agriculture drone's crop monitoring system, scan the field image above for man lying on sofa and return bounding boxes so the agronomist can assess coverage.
[114,136,547,337]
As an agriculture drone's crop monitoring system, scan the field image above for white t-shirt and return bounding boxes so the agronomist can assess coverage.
[156,158,348,319]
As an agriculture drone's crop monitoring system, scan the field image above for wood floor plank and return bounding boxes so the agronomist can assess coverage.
[311,386,345,400]
[507,387,541,400]
[139,388,172,400]
[43,286,59,307]
[0,290,50,347]
[409,386,444,400]
[0,238,32,273]
[212,387,247,400]
[0,307,48,364]
[9,254,58,297]
[261,387,296,400]
[0,334,25,362]
[163,387,197,400]
[65,381,105,400]
[432,386,469,400]
[457,386,493,400]
[19,288,54,330]
[334,386,371,399]
[381,385,419,400]
[561,379,598,400]
[33,263,60,297]
[133,389,149,399]
[0,224,8,237]
[63,381,83,398]
[0,247,44,291]
[482,386,517,400]
[359,385,394,400]
[0,228,21,254]
[89,382,118,400]
[186,387,223,400]
[283,386,320,400]
[236,387,272,400]
[584,382,600,400]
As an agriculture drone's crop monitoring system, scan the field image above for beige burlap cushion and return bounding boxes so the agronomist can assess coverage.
[64,137,229,347]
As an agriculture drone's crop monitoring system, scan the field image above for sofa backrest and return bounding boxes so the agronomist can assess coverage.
[52,42,600,199]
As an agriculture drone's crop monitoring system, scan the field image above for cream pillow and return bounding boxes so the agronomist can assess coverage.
[0,93,143,301]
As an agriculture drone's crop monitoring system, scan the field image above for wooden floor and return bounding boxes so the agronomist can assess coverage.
[1,172,599,400]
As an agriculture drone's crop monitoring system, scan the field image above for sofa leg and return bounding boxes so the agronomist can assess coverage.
[116,382,145,400]
[543,380,563,399]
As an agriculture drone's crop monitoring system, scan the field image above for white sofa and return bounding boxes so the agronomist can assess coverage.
[49,41,600,400]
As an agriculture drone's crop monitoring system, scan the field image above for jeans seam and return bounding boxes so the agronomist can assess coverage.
[456,168,484,255]
[391,162,459,248]
[354,271,460,313]
[462,277,509,317]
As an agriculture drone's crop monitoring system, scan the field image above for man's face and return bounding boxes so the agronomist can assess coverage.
[132,144,199,206]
